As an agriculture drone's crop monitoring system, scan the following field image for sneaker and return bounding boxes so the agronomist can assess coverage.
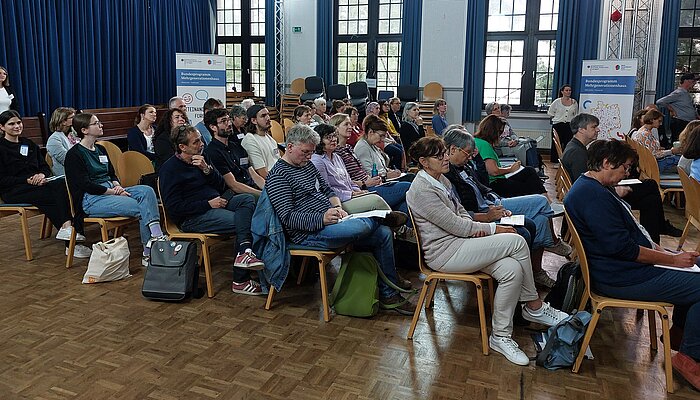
[662,219,683,237]
[545,239,572,257]
[379,293,415,316]
[672,352,700,391]
[56,226,86,242]
[533,270,556,289]
[142,256,150,267]
[489,335,530,366]
[522,302,568,327]
[380,211,408,228]
[395,273,413,291]
[538,169,549,180]
[66,244,92,258]
[395,226,417,244]
[233,250,265,270]
[232,279,264,296]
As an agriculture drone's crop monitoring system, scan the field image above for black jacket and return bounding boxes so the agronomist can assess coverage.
[444,162,497,213]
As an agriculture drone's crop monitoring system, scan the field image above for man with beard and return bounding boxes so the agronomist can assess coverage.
[241,104,280,178]
[159,125,265,295]
[203,108,262,198]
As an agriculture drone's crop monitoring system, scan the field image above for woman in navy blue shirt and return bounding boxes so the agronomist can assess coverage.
[127,104,158,161]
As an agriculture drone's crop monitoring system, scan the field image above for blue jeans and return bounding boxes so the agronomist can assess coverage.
[180,193,256,282]
[83,184,160,247]
[368,181,411,227]
[657,154,681,174]
[596,269,700,360]
[384,143,404,169]
[501,194,554,248]
[299,217,399,298]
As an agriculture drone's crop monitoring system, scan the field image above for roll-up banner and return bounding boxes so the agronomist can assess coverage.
[175,53,226,127]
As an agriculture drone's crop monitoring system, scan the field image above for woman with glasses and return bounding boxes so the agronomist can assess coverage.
[0,110,92,258]
[65,113,164,266]
[377,100,405,169]
[46,107,79,176]
[354,115,411,182]
[406,136,568,366]
[153,108,188,170]
[127,104,158,161]
[565,139,700,390]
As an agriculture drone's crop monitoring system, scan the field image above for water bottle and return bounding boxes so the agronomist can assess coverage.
[371,163,378,177]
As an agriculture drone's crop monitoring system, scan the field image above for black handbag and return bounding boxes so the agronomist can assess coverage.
[142,239,200,301]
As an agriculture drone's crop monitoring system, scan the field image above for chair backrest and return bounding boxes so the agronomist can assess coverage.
[96,140,124,180]
[422,82,443,101]
[552,128,564,160]
[156,178,183,235]
[45,152,53,169]
[305,76,325,94]
[407,208,436,276]
[560,161,573,194]
[327,84,348,101]
[290,78,306,94]
[678,167,700,222]
[632,138,660,182]
[270,120,285,143]
[119,151,155,187]
[282,118,294,133]
[377,90,394,102]
[348,81,369,99]
[64,176,78,217]
[564,210,594,301]
[397,84,418,102]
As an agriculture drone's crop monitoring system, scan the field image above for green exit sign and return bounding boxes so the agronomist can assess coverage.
[293,26,302,33]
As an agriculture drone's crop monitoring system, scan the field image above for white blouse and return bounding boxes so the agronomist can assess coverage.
[0,87,13,113]
[547,98,579,123]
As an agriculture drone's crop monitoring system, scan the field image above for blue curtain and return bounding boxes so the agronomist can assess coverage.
[316,1,334,87]
[462,0,487,122]
[265,0,277,106]
[0,0,212,117]
[656,0,680,100]
[399,0,422,86]
[551,0,602,101]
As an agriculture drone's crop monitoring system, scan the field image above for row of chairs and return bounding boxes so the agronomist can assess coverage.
[289,77,445,104]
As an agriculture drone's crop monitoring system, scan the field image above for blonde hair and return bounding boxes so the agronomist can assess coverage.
[49,107,76,132]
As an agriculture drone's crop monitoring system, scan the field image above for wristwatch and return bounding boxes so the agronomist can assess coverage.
[202,166,211,175]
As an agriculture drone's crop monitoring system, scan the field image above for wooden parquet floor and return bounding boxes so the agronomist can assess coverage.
[0,162,699,399]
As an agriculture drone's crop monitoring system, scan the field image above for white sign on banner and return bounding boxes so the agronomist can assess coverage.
[579,59,638,140]
[175,53,226,127]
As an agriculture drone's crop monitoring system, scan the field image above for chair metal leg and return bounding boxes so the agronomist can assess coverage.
[19,210,33,261]
[317,256,331,322]
[660,314,674,393]
[201,242,214,298]
[407,279,431,339]
[647,310,658,351]
[425,279,439,309]
[475,282,489,355]
[572,307,601,373]
[296,257,311,285]
[265,285,276,310]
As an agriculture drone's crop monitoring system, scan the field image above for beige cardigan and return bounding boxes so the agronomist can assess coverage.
[406,172,493,269]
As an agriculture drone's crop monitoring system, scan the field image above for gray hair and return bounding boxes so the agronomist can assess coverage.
[484,101,500,115]
[230,105,246,118]
[168,96,184,108]
[286,123,320,146]
[570,113,600,132]
[314,97,327,107]
[500,103,512,114]
[443,124,475,151]
[241,99,255,110]
[402,102,419,122]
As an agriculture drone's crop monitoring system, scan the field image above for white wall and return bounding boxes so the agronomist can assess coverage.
[284,0,317,88]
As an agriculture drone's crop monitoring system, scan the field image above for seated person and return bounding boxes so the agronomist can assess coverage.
[431,99,448,135]
[497,103,543,176]
[193,98,224,146]
[241,105,280,178]
[328,99,346,116]
[406,136,567,366]
[376,101,405,169]
[266,124,414,314]
[292,105,313,126]
[127,104,158,161]
[65,113,164,265]
[203,108,262,198]
[159,125,265,294]
[562,113,681,242]
[631,109,681,173]
[228,106,265,189]
[311,123,391,214]
[677,120,700,173]
[346,106,363,146]
[398,102,425,159]
[565,139,700,390]
[311,98,330,125]
[354,115,412,182]
[441,125,572,272]
[0,110,91,258]
[46,107,79,176]
[153,108,187,171]
[474,115,547,198]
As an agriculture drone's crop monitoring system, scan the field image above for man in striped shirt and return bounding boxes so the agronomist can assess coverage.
[265,124,415,315]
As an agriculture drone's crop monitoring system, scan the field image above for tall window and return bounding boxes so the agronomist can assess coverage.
[484,0,557,110]
[677,1,700,102]
[216,0,266,96]
[334,0,403,94]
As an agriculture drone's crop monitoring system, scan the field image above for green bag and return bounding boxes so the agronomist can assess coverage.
[330,252,416,317]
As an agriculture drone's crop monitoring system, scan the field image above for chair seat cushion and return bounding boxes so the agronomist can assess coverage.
[660,180,682,189]
[0,203,35,208]
[659,172,680,180]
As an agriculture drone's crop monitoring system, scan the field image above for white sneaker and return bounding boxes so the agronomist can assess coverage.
[56,226,86,242]
[66,244,92,258]
[489,335,530,366]
[522,302,568,327]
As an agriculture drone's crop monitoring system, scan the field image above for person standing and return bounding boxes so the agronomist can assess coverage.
[656,73,700,144]
[547,84,578,163]
[0,67,17,113]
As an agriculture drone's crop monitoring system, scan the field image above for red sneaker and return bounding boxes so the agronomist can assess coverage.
[231,280,264,296]
[672,352,700,391]
[233,250,264,270]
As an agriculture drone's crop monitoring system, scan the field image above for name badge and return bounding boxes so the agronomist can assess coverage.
[239,157,248,167]
[459,171,469,181]
[315,179,320,192]
[237,133,245,140]
[99,155,109,164]
[273,147,279,155]
[19,144,29,156]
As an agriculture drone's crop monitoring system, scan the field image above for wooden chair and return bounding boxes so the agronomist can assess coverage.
[290,78,306,95]
[96,140,124,181]
[270,120,285,143]
[157,180,230,298]
[265,246,346,322]
[0,197,52,261]
[422,81,443,101]
[119,151,155,188]
[45,153,54,170]
[632,138,683,204]
[564,211,674,393]
[282,118,294,134]
[406,209,494,355]
[677,168,700,252]
[552,128,565,198]
[64,178,137,268]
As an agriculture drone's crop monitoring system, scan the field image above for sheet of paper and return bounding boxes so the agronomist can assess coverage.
[339,210,390,222]
[385,172,406,181]
[504,166,524,179]
[653,264,700,273]
[498,215,525,226]
[45,175,65,182]
[617,178,642,186]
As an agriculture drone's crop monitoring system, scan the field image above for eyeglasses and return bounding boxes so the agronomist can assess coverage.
[89,121,103,127]
[621,163,633,172]
[217,118,231,125]
[429,151,449,160]
[459,147,473,157]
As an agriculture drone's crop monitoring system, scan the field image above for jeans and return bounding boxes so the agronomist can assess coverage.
[82,184,160,247]
[368,181,411,226]
[299,217,399,298]
[501,194,554,248]
[180,193,256,282]
[596,269,700,360]
[657,154,681,174]
[384,143,404,169]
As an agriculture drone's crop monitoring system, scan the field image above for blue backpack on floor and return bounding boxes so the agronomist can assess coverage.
[535,310,592,370]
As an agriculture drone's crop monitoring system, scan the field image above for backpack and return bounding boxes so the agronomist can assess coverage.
[535,310,592,370]
[330,252,416,317]
[142,239,201,301]
[544,261,586,313]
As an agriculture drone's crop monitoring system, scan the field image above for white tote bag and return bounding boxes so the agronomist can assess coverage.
[82,237,132,284]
